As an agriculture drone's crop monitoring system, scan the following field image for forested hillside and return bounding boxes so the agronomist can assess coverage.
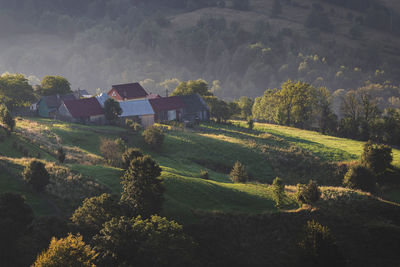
[1,0,400,99]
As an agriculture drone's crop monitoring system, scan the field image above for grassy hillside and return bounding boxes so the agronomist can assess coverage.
[0,117,398,223]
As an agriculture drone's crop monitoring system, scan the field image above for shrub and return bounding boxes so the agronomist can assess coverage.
[104,98,122,124]
[142,126,165,151]
[131,122,142,133]
[0,104,15,131]
[247,117,254,130]
[272,177,285,208]
[200,169,209,179]
[121,148,144,170]
[125,119,133,127]
[22,160,50,192]
[57,147,66,164]
[229,161,248,183]
[361,141,392,175]
[297,220,344,267]
[32,233,97,267]
[99,138,124,167]
[343,164,376,193]
[296,180,321,206]
[120,155,164,217]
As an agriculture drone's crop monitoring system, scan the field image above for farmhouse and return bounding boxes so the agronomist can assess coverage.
[119,99,155,128]
[149,96,185,122]
[178,94,210,122]
[58,97,105,124]
[37,93,76,118]
[108,82,148,101]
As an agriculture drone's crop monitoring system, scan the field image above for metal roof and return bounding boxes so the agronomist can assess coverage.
[119,99,155,117]
[96,93,110,108]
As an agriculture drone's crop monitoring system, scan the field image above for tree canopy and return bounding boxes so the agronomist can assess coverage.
[0,73,35,108]
[104,98,122,124]
[40,76,72,96]
[171,79,213,97]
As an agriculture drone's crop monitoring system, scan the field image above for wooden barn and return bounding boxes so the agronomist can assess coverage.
[58,97,105,124]
[178,94,210,122]
[108,83,148,101]
[149,96,185,122]
[119,99,155,128]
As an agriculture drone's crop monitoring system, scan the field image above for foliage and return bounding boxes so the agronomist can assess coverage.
[131,122,142,133]
[99,138,124,167]
[247,117,254,130]
[343,164,376,193]
[57,147,66,164]
[40,75,72,96]
[200,169,209,179]
[271,177,285,208]
[32,233,97,267]
[305,9,334,32]
[297,220,344,267]
[361,141,393,175]
[93,215,196,267]
[205,96,235,123]
[296,180,321,206]
[71,193,122,237]
[103,98,122,124]
[271,0,282,16]
[229,161,248,183]
[23,160,50,192]
[232,0,250,10]
[0,103,15,131]
[0,73,35,108]
[236,96,254,119]
[171,79,213,97]
[120,155,164,217]
[121,148,144,170]
[142,126,165,151]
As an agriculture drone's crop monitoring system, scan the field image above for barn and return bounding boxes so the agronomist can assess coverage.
[58,97,105,124]
[108,83,148,101]
[149,96,185,122]
[119,99,155,128]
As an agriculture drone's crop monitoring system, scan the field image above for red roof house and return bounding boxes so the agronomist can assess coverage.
[108,83,148,101]
[59,97,105,123]
[149,96,185,122]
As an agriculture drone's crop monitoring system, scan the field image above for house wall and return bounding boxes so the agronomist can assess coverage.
[141,114,155,128]
[38,100,50,118]
[108,89,146,101]
[155,109,183,122]
[58,103,72,118]
[90,114,106,124]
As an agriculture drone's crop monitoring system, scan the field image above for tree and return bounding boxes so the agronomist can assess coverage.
[297,220,344,267]
[22,160,50,192]
[57,147,66,164]
[247,117,254,130]
[272,177,285,208]
[93,215,196,267]
[236,96,254,119]
[120,155,164,217]
[0,193,33,265]
[361,141,392,175]
[205,96,233,123]
[296,180,321,206]
[71,193,122,237]
[343,164,376,193]
[32,234,97,267]
[271,0,282,16]
[0,73,35,108]
[171,79,213,97]
[229,161,248,183]
[0,104,15,131]
[232,0,250,10]
[99,138,124,167]
[121,148,144,170]
[104,98,122,124]
[314,87,337,134]
[40,76,72,96]
[142,126,164,151]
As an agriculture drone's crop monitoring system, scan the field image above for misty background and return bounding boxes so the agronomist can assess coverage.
[1,0,400,100]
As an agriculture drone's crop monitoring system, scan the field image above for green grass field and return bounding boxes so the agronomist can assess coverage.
[0,117,398,223]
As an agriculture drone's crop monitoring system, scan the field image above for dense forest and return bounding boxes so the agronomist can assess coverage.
[1,0,400,99]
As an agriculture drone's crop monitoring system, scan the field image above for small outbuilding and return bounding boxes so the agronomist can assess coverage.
[178,94,210,122]
[149,96,185,122]
[37,94,76,118]
[119,99,155,128]
[58,97,105,124]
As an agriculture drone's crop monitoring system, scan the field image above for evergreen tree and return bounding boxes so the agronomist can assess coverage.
[104,98,122,124]
[272,177,285,208]
[57,147,66,164]
[229,161,248,183]
[22,160,50,192]
[121,148,144,170]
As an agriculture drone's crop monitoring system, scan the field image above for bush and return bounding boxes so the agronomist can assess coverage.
[22,160,50,192]
[131,122,142,133]
[296,180,321,206]
[229,161,248,183]
[142,126,165,151]
[361,141,393,175]
[121,148,144,170]
[247,117,254,130]
[200,169,209,179]
[99,138,125,167]
[297,220,344,267]
[0,104,15,131]
[32,234,97,267]
[343,164,376,193]
[272,177,285,208]
[57,147,66,164]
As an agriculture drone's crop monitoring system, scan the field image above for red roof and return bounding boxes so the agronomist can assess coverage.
[110,83,148,100]
[63,97,104,118]
[146,93,161,99]
[149,96,185,112]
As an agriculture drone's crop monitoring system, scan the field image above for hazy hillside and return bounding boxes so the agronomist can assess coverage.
[1,0,400,99]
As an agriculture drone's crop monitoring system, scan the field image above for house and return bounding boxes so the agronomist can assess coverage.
[95,93,110,108]
[146,93,161,99]
[37,94,76,118]
[58,97,105,124]
[108,83,148,101]
[74,89,92,99]
[178,94,210,122]
[149,96,185,122]
[119,99,155,128]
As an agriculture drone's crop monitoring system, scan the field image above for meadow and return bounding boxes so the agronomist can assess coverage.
[0,117,398,222]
